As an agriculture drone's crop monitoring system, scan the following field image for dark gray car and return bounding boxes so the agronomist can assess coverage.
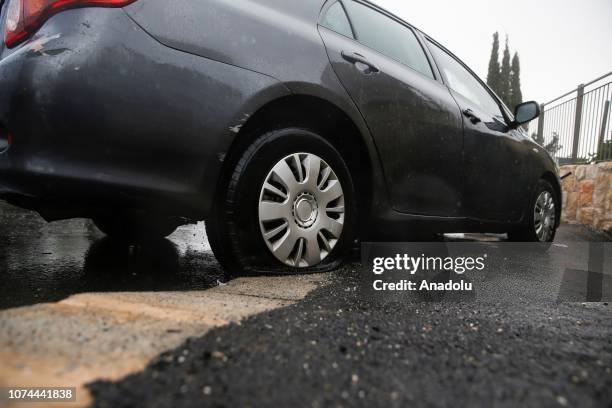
[0,0,560,273]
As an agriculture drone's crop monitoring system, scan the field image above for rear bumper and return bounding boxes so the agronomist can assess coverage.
[0,7,288,219]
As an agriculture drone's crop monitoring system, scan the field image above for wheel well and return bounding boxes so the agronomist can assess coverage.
[219,95,373,232]
[541,171,562,225]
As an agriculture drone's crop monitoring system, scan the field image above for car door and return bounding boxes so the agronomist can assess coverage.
[318,0,465,217]
[424,38,532,222]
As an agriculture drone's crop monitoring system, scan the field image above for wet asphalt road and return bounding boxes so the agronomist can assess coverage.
[0,203,224,310]
[1,202,612,407]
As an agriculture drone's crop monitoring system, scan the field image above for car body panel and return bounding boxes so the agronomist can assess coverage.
[0,0,561,236]
[419,35,544,223]
[450,90,534,222]
[123,0,394,217]
[0,8,291,217]
[123,0,327,83]
[319,26,465,217]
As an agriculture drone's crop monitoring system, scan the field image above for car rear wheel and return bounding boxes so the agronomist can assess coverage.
[508,179,559,243]
[93,215,179,243]
[206,128,356,275]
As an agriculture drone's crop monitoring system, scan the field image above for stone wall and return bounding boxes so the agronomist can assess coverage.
[560,162,612,233]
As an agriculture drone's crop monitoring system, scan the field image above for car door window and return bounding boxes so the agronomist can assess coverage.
[427,40,504,119]
[320,1,354,39]
[342,1,434,79]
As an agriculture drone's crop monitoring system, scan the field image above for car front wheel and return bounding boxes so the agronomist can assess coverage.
[508,179,559,243]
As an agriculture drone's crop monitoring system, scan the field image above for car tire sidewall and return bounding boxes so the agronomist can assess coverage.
[512,179,559,243]
[226,128,356,273]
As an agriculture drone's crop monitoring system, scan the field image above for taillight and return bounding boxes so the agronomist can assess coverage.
[4,0,136,48]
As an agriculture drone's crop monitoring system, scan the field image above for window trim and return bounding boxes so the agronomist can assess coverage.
[423,35,514,123]
[319,0,356,40]
[414,29,444,83]
[323,0,440,82]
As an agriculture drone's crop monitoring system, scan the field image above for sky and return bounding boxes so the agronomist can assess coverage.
[372,0,612,104]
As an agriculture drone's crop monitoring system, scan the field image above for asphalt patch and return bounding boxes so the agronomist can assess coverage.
[88,266,612,408]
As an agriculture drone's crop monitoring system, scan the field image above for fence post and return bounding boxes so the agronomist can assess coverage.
[537,103,546,142]
[571,84,585,160]
[597,99,611,161]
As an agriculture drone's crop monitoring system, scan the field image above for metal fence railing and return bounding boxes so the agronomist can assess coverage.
[527,71,612,164]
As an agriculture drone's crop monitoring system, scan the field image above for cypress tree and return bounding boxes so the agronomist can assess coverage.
[509,52,523,109]
[486,32,501,95]
[499,37,512,107]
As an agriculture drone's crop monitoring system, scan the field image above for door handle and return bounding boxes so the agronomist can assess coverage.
[462,109,481,124]
[341,51,380,74]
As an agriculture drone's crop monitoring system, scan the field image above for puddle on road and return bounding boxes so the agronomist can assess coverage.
[0,206,222,310]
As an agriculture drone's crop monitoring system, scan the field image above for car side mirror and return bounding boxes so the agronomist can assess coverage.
[513,101,540,128]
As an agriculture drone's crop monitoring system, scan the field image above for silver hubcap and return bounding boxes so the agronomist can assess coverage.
[534,191,556,242]
[258,153,345,268]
